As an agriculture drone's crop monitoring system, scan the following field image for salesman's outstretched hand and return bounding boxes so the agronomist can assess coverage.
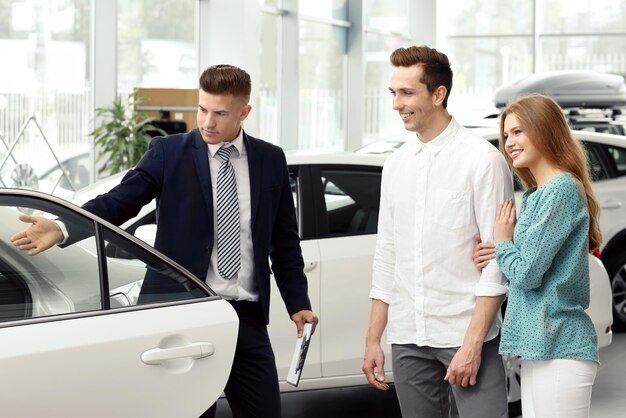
[10,214,63,255]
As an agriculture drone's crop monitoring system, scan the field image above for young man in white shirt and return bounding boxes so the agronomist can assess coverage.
[362,45,513,418]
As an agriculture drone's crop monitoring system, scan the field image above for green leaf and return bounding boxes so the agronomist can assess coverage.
[90,90,165,175]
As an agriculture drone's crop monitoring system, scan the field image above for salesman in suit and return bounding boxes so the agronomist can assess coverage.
[10,64,318,418]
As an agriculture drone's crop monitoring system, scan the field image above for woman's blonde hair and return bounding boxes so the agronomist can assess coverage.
[499,94,602,250]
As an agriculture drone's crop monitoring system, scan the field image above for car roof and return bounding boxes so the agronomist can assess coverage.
[72,128,626,204]
[285,150,386,167]
[478,127,626,147]
[356,127,626,155]
[494,70,626,109]
[71,150,387,204]
[11,147,90,178]
[70,170,127,206]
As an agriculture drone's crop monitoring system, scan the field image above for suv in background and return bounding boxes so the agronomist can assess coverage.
[566,108,626,135]
[493,70,626,135]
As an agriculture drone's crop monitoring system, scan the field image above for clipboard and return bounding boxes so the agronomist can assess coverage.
[286,322,314,387]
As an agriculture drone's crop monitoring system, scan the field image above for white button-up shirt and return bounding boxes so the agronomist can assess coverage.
[205,130,258,301]
[369,117,514,348]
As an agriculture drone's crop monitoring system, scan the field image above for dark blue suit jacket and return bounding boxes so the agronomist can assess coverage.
[83,129,311,323]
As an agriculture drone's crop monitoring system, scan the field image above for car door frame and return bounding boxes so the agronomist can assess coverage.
[307,163,386,382]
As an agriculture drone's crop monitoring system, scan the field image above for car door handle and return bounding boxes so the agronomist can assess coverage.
[601,200,622,210]
[141,342,215,365]
[303,261,318,272]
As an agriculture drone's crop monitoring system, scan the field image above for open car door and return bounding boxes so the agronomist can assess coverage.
[0,189,238,418]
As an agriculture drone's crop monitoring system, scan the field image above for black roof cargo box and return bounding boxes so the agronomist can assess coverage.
[493,70,626,110]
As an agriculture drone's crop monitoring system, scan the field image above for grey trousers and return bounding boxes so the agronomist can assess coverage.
[391,337,508,418]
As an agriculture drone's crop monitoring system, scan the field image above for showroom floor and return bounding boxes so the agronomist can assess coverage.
[215,333,625,418]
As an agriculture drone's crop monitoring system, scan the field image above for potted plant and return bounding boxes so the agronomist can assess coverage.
[90,90,166,176]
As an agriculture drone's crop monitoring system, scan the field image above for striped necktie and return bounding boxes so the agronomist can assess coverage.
[215,145,240,279]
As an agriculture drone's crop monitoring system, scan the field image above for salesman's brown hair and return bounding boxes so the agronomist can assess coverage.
[199,64,251,102]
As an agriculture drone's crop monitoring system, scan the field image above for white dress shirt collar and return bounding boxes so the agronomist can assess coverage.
[410,117,459,157]
[207,129,244,158]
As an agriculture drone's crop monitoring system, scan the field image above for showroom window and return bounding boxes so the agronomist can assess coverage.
[117,0,197,93]
[298,0,348,150]
[440,0,534,118]
[363,0,411,143]
[539,0,626,72]
[0,0,91,165]
[438,0,626,119]
[540,0,626,34]
[259,1,281,144]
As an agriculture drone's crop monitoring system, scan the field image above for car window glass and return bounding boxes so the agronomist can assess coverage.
[0,195,210,324]
[319,169,381,237]
[290,171,299,225]
[0,197,100,322]
[40,154,92,191]
[605,145,626,177]
[102,227,209,307]
[582,142,607,181]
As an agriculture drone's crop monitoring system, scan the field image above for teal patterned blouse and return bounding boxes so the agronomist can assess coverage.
[495,173,598,362]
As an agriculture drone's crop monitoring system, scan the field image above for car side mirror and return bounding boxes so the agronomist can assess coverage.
[135,224,157,247]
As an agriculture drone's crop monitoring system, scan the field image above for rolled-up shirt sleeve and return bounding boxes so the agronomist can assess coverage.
[369,160,395,304]
[473,150,514,297]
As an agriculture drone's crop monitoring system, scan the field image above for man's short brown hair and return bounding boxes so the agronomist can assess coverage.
[390,46,453,108]
[199,64,251,102]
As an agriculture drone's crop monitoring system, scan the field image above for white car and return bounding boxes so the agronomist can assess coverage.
[360,128,626,333]
[0,189,239,417]
[0,147,92,197]
[68,148,613,415]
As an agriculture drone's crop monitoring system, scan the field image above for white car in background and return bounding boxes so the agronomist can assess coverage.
[0,147,92,197]
[68,147,612,417]
[0,189,239,417]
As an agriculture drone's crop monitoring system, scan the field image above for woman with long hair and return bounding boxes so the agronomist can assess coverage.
[474,93,601,417]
